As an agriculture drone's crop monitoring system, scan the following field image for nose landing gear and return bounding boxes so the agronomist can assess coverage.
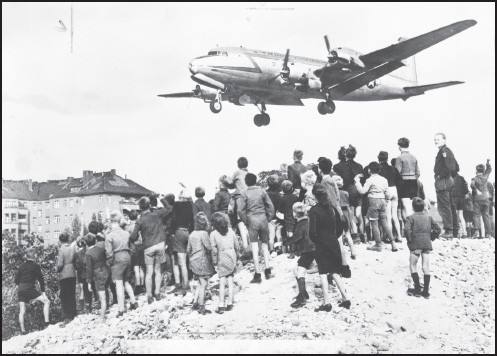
[317,100,336,115]
[253,102,270,127]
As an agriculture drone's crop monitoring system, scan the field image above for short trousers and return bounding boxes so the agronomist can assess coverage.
[145,241,167,264]
[247,214,270,244]
[387,186,399,202]
[346,185,362,207]
[367,198,388,220]
[399,179,419,199]
[131,244,146,267]
[297,251,315,269]
[173,229,189,254]
[453,196,465,211]
[411,249,431,255]
[18,283,41,303]
[92,268,110,292]
[110,251,132,281]
[463,211,474,224]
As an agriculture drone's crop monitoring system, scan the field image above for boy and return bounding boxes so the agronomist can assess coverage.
[266,175,283,254]
[405,198,442,298]
[471,160,492,238]
[278,180,299,256]
[126,210,146,295]
[355,162,398,252]
[15,249,51,335]
[463,192,475,238]
[193,186,212,222]
[238,173,275,283]
[286,202,314,308]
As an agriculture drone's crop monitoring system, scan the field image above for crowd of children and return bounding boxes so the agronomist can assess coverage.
[14,135,495,334]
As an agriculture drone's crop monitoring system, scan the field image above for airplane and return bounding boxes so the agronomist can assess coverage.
[158,20,476,127]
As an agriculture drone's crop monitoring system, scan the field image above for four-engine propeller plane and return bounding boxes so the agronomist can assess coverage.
[159,20,476,126]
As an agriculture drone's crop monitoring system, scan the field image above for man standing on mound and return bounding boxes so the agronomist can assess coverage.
[238,173,275,283]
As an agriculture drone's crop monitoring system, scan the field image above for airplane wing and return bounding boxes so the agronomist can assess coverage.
[360,20,477,68]
[158,92,196,98]
[327,61,405,98]
[403,81,464,98]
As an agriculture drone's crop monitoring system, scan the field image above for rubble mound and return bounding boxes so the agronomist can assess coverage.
[2,239,495,354]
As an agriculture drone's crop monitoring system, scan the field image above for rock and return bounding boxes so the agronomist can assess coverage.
[419,333,429,340]
[291,318,300,326]
[378,344,389,351]
[400,320,417,333]
[159,311,171,324]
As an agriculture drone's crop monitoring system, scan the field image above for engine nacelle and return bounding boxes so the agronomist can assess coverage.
[238,94,255,105]
[329,47,365,68]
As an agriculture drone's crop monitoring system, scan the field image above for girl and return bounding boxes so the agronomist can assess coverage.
[309,183,350,312]
[187,212,215,315]
[210,212,240,314]
[405,198,441,299]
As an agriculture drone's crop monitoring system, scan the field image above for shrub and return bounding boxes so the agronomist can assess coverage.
[2,231,63,341]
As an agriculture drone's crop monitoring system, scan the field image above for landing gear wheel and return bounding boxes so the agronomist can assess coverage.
[261,113,270,126]
[325,100,336,114]
[254,114,263,127]
[210,101,222,114]
[318,102,327,115]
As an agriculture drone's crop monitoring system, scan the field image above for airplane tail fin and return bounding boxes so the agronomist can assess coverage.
[403,81,464,99]
[394,37,418,85]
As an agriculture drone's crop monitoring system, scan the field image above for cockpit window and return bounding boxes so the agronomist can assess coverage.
[208,51,228,56]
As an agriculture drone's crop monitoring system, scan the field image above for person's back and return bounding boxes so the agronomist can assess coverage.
[339,190,350,208]
[171,201,194,232]
[193,199,212,222]
[133,205,171,249]
[214,188,230,213]
[472,162,492,201]
[453,174,469,198]
[242,186,274,218]
[395,151,420,180]
[405,212,439,243]
[279,190,299,233]
[57,243,76,280]
[356,173,389,199]
[105,227,131,258]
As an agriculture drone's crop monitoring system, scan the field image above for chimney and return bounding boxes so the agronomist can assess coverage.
[83,170,93,186]
[111,169,116,176]
[28,179,33,191]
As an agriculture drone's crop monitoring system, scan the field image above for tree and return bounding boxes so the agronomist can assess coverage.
[257,169,281,189]
[71,215,82,240]
[83,223,89,236]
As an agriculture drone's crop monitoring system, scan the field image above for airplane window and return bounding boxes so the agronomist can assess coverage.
[222,52,228,56]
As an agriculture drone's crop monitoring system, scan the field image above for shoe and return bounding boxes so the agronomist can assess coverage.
[394,238,402,243]
[226,304,234,311]
[314,304,332,313]
[338,300,351,309]
[392,248,398,252]
[215,307,226,314]
[117,311,125,318]
[422,291,430,299]
[198,306,212,315]
[155,293,162,302]
[250,273,262,284]
[44,322,51,329]
[182,285,192,294]
[341,265,352,279]
[60,319,71,328]
[147,296,155,305]
[167,285,183,295]
[166,278,176,287]
[290,294,307,309]
[264,268,272,280]
[407,288,421,297]
[85,303,92,314]
[129,302,139,311]
[192,303,200,310]
[350,254,356,260]
[440,231,453,240]
[367,245,382,252]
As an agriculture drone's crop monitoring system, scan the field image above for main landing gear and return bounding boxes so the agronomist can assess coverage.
[317,100,336,115]
[253,102,270,127]
[209,90,223,114]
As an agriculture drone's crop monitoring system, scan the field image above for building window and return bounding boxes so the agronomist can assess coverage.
[45,232,50,239]
[80,212,84,222]
[33,217,37,225]
[5,214,10,223]
[12,214,17,222]
[64,215,68,223]
[38,210,42,218]
[38,225,42,233]
[32,202,37,209]
[5,201,11,208]
[70,214,74,221]
[46,217,50,225]
[45,202,49,210]
[98,211,104,221]
[54,201,60,209]
[63,200,67,208]
[69,199,74,208]
[54,216,60,224]
[54,230,60,240]
[99,195,103,204]
[81,198,85,206]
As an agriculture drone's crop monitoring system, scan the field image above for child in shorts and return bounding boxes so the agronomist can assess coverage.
[339,189,357,259]
[405,198,441,299]
[210,212,240,314]
[15,249,51,335]
[187,212,215,315]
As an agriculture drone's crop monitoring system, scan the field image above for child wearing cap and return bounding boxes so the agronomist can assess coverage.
[278,180,300,257]
[405,198,441,299]
[210,212,240,314]
[187,212,215,315]
[15,249,51,335]
[238,173,275,283]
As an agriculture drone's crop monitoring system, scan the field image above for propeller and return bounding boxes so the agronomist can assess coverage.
[324,35,338,63]
[280,49,290,79]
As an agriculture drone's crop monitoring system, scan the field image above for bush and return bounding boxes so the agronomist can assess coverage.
[2,231,63,341]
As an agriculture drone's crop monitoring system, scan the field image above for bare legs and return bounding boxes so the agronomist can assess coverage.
[391,197,402,240]
[145,262,163,298]
[177,253,189,289]
[134,266,145,288]
[319,274,330,306]
[251,242,271,273]
[18,295,50,333]
[332,273,349,302]
[115,279,136,313]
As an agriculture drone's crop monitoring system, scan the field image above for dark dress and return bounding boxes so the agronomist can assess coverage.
[308,204,343,275]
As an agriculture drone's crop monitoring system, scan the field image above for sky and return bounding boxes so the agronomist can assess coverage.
[2,2,495,201]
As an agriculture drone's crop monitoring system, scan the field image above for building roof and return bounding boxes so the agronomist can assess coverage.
[2,171,152,201]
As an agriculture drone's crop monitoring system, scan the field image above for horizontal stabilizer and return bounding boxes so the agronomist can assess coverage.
[403,81,464,98]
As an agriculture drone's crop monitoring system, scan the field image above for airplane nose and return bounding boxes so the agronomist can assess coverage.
[189,60,197,75]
